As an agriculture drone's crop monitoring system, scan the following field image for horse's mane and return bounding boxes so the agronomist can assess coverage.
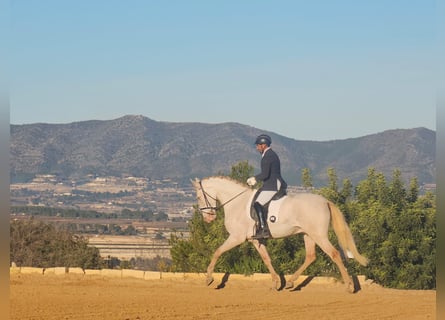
[203,175,248,188]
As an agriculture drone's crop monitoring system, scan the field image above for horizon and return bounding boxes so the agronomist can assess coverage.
[9,114,435,142]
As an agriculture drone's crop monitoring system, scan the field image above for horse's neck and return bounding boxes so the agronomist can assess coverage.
[206,179,252,225]
[208,179,246,202]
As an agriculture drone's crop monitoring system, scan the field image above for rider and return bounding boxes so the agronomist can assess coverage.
[247,134,287,239]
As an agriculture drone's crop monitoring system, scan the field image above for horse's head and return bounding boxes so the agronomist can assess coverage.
[191,178,218,223]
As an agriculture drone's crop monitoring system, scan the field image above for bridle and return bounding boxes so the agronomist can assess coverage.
[198,180,248,216]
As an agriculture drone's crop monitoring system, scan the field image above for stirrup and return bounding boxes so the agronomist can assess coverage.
[252,228,271,239]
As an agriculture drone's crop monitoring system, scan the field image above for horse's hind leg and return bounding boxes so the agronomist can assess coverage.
[285,234,316,289]
[315,238,354,293]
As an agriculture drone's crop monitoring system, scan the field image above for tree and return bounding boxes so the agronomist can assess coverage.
[230,160,254,182]
[349,169,436,289]
[407,177,419,204]
[301,168,313,189]
[317,167,340,203]
[169,205,227,272]
[339,178,353,204]
[10,218,102,269]
[123,225,137,235]
[388,169,406,212]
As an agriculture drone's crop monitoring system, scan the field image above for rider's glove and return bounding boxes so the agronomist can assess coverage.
[247,177,257,186]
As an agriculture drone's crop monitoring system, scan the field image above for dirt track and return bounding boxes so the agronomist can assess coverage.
[10,273,435,320]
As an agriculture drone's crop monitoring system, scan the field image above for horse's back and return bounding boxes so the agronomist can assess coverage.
[277,192,331,230]
[285,192,329,208]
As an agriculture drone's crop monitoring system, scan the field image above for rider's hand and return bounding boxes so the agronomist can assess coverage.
[247,177,257,186]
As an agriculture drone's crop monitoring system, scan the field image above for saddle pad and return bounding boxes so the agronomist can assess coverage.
[247,193,286,224]
[267,196,286,224]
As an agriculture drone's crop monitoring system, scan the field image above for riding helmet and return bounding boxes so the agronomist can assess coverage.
[255,134,271,146]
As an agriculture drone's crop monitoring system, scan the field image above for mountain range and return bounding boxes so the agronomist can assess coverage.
[10,115,436,186]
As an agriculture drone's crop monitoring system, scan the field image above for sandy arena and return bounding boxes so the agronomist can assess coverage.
[10,272,435,320]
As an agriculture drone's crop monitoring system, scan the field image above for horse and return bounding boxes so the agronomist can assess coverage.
[192,176,368,293]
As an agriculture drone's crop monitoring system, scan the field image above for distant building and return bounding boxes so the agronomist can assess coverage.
[421,183,436,192]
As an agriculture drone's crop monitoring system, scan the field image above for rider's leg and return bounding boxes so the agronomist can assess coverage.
[252,191,275,239]
[254,202,267,229]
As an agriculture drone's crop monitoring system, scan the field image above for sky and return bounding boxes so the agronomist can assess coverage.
[9,0,436,141]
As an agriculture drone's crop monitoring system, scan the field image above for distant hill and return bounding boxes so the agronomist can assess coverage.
[10,115,436,186]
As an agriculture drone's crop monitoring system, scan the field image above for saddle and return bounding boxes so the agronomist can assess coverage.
[250,186,287,222]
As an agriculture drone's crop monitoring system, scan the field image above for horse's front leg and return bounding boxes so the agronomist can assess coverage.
[206,236,244,286]
[251,240,281,290]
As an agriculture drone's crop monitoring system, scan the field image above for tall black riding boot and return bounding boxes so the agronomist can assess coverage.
[252,202,270,239]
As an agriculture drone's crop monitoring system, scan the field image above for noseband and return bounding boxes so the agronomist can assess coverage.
[198,180,248,216]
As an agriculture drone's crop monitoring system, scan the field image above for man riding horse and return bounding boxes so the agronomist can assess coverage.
[247,134,287,239]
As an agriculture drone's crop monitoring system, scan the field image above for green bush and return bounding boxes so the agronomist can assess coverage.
[10,218,102,269]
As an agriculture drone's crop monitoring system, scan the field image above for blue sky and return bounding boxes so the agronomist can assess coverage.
[10,0,436,141]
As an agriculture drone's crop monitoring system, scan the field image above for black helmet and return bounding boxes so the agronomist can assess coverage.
[255,134,271,146]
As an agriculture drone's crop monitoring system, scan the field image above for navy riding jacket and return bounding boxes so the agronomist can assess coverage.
[255,148,287,191]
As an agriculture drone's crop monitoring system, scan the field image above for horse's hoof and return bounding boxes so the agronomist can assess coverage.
[274,280,281,291]
[285,281,294,290]
[346,282,355,293]
[206,276,214,286]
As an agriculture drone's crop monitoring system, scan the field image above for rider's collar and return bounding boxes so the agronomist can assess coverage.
[261,146,271,157]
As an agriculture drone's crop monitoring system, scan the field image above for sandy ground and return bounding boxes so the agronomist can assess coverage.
[10,272,435,320]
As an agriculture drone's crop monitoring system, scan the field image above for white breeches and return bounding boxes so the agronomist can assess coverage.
[256,180,281,205]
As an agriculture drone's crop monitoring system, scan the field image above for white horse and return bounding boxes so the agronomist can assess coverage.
[192,176,368,293]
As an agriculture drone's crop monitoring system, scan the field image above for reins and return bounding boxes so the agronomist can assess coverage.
[198,180,248,215]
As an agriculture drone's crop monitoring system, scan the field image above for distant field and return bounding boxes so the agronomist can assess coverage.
[11,215,189,260]
[88,234,174,259]
[11,214,188,229]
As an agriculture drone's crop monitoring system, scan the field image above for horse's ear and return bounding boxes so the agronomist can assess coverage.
[191,178,200,187]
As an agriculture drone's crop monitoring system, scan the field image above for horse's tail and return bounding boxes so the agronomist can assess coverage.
[327,201,368,266]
